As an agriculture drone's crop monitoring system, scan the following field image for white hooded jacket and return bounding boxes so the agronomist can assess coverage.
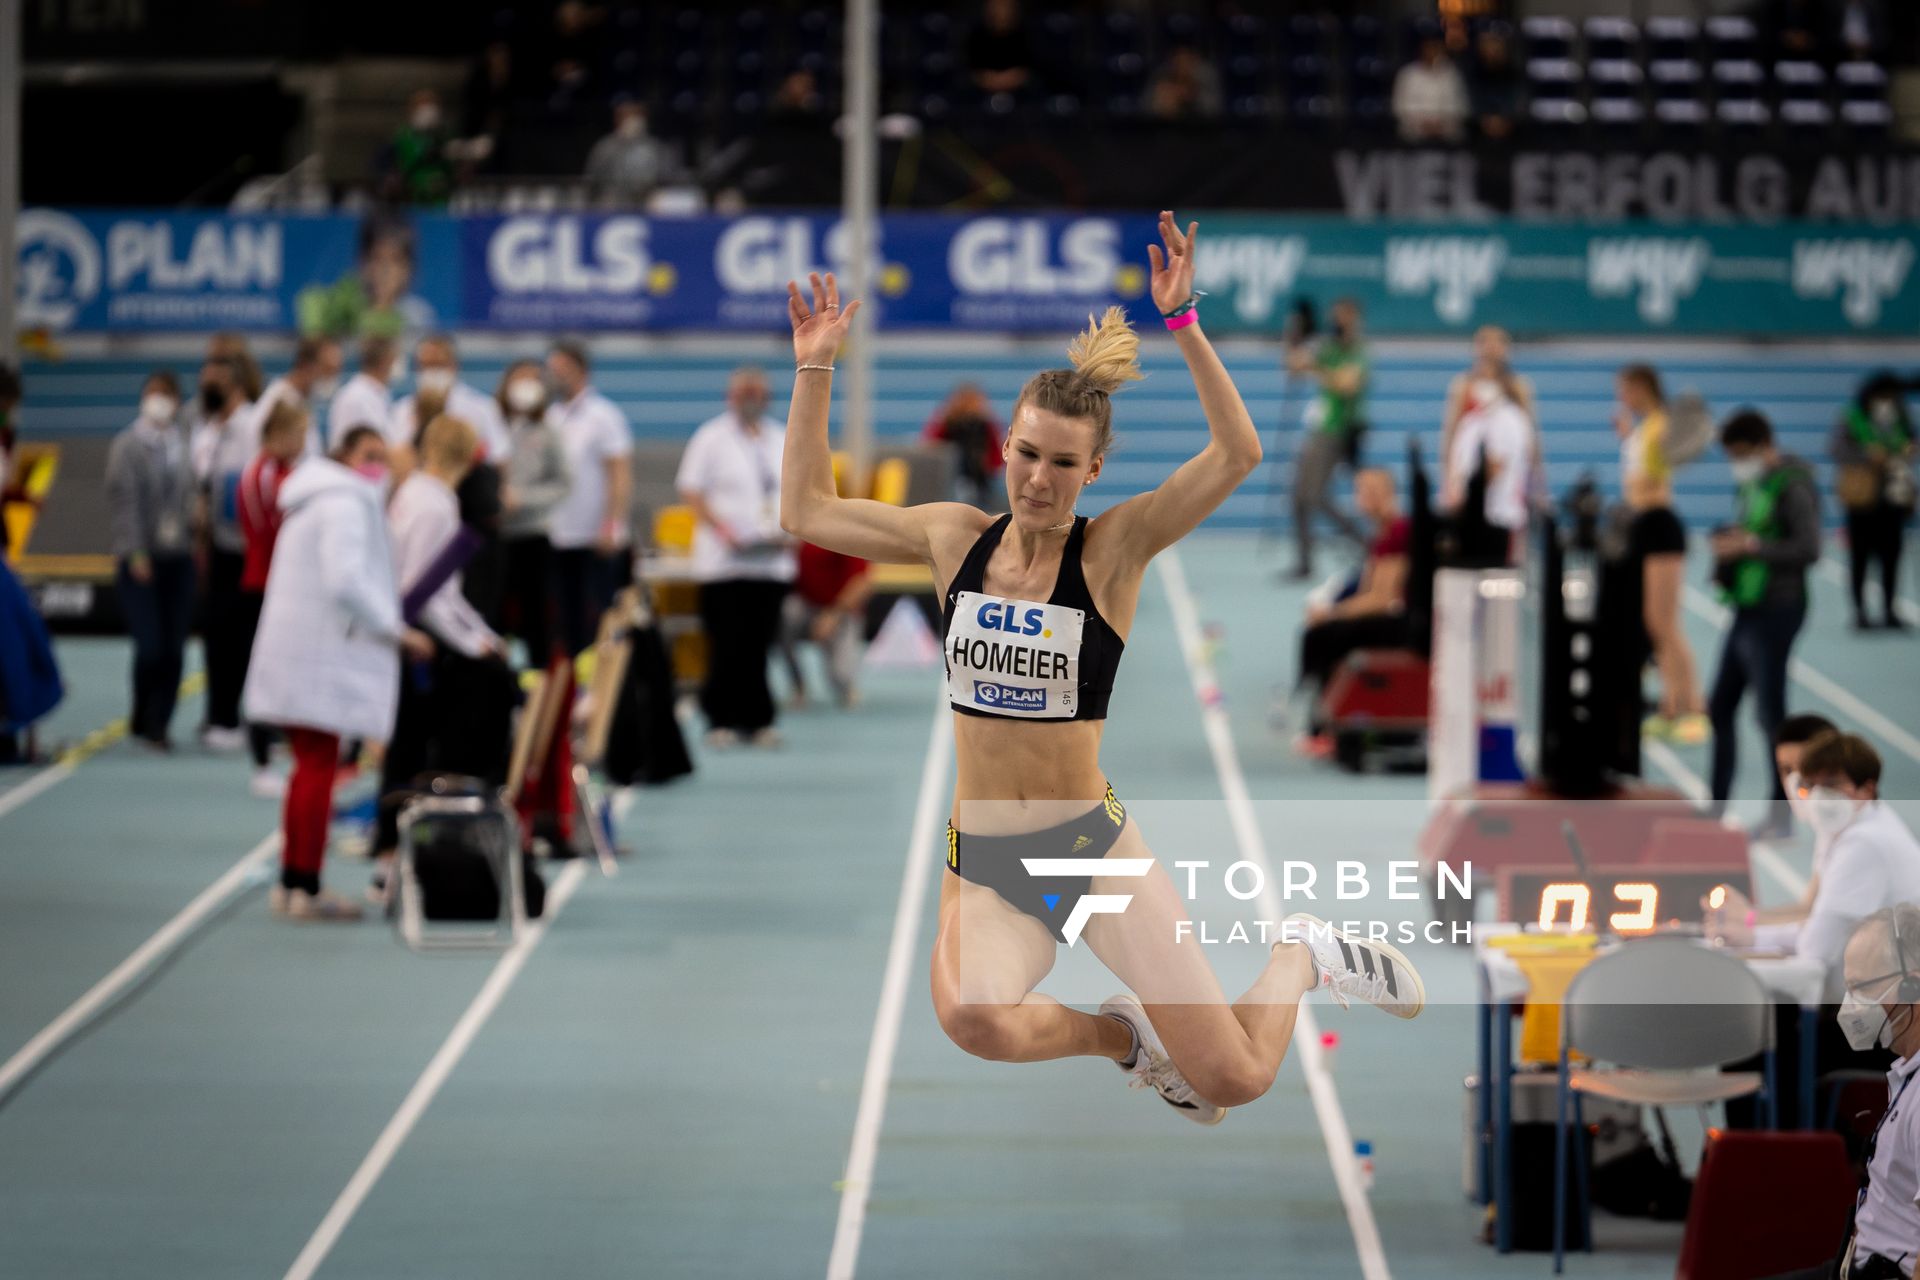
[243,459,403,740]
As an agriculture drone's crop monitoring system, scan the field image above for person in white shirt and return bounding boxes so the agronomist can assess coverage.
[543,341,634,655]
[1819,906,1920,1280]
[1392,36,1468,143]
[249,335,342,463]
[327,336,399,454]
[373,414,510,866]
[1443,370,1533,557]
[389,334,510,463]
[188,355,258,750]
[495,359,572,667]
[1441,326,1538,500]
[676,366,795,747]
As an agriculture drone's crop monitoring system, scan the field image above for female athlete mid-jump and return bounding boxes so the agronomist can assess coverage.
[781,212,1424,1123]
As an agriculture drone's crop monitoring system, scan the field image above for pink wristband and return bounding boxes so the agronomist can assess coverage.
[1164,309,1200,331]
[1744,909,1756,927]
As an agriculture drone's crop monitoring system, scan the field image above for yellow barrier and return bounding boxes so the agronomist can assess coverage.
[653,505,696,552]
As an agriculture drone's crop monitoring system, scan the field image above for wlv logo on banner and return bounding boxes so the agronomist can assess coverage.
[1384,235,1507,323]
[1194,234,1308,323]
[1019,857,1155,946]
[1791,237,1915,327]
[1587,237,1711,324]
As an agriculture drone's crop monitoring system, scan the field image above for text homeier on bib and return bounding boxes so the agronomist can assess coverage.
[946,591,1084,719]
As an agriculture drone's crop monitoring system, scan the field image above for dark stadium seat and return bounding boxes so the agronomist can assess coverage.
[1645,16,1699,63]
[1520,16,1576,62]
[1705,15,1759,64]
[1582,17,1637,63]
[1346,14,1385,62]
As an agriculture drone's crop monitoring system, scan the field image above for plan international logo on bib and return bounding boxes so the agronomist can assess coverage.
[974,682,1047,712]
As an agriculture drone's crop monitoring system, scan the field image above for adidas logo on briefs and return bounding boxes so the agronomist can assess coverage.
[1071,835,1091,852]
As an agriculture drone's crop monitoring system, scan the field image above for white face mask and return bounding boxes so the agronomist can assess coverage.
[1837,982,1901,1052]
[411,106,442,132]
[141,393,178,424]
[506,379,545,414]
[616,115,645,139]
[1729,456,1766,485]
[311,375,340,401]
[1806,785,1863,839]
[415,367,456,396]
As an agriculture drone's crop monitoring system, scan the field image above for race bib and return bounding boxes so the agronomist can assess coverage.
[945,591,1083,719]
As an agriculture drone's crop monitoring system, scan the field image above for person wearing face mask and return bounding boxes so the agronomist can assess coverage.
[543,341,634,656]
[1760,716,1842,919]
[389,335,509,463]
[189,356,258,753]
[495,360,571,667]
[244,426,434,921]
[328,337,400,455]
[1833,371,1917,632]
[585,95,668,207]
[105,371,198,751]
[1284,297,1370,580]
[247,336,342,464]
[381,88,455,207]
[676,366,796,748]
[1708,410,1822,831]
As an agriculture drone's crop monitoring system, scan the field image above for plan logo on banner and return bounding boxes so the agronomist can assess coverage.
[1194,234,1308,323]
[15,210,102,330]
[945,217,1143,326]
[1791,237,1915,327]
[1385,235,1506,324]
[1587,237,1711,325]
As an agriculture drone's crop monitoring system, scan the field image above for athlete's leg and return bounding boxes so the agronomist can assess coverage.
[1081,821,1318,1109]
[930,869,1131,1065]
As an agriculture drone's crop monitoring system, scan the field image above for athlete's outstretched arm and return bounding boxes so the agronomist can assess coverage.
[1104,214,1262,560]
[779,272,976,564]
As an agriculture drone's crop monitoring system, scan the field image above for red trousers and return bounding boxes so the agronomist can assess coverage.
[282,727,339,878]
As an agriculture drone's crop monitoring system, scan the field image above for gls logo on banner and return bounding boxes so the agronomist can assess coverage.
[949,218,1123,294]
[1385,235,1507,323]
[1791,238,1916,326]
[1587,237,1711,324]
[1019,857,1156,946]
[488,217,651,292]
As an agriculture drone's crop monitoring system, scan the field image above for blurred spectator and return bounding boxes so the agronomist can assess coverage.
[391,334,509,464]
[1392,35,1468,143]
[245,425,432,922]
[463,40,516,171]
[297,214,436,340]
[1831,371,1916,631]
[207,332,264,404]
[106,371,196,751]
[676,367,795,748]
[379,89,457,206]
[0,362,60,770]
[922,383,1005,507]
[1770,0,1830,61]
[544,341,634,656]
[496,360,572,667]
[770,69,825,118]
[236,400,310,798]
[1839,0,1886,60]
[405,369,508,628]
[1285,297,1370,579]
[329,337,400,454]
[548,0,602,100]
[1469,30,1520,141]
[967,0,1034,95]
[1146,45,1223,119]
[585,97,668,207]
[190,355,258,752]
[249,335,340,463]
[1292,468,1412,753]
[1442,326,1536,485]
[374,415,511,878]
[1443,369,1532,555]
[782,543,871,710]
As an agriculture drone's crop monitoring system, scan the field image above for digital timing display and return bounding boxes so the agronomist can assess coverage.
[1498,867,1754,934]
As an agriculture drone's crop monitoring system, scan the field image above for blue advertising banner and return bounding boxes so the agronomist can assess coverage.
[15,208,1917,337]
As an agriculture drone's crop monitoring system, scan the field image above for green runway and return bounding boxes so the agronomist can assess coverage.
[0,538,1914,1279]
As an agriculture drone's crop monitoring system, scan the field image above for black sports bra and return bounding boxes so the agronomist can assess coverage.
[940,515,1124,721]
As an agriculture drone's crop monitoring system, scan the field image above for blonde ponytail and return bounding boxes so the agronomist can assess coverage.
[1013,307,1143,460]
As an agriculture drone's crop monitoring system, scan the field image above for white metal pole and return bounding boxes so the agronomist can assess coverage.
[840,0,878,477]
[0,0,20,364]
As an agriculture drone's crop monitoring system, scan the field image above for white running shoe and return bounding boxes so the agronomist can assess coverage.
[1099,992,1226,1126]
[250,768,288,800]
[1282,914,1425,1019]
[200,725,247,753]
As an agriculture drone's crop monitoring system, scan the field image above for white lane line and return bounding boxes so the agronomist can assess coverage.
[826,684,952,1280]
[1158,548,1391,1280]
[0,760,75,823]
[283,857,591,1280]
[0,832,280,1102]
[1681,585,1920,769]
[1642,740,1809,899]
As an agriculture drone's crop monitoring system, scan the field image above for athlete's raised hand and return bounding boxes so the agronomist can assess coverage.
[1146,210,1198,315]
[787,271,863,369]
